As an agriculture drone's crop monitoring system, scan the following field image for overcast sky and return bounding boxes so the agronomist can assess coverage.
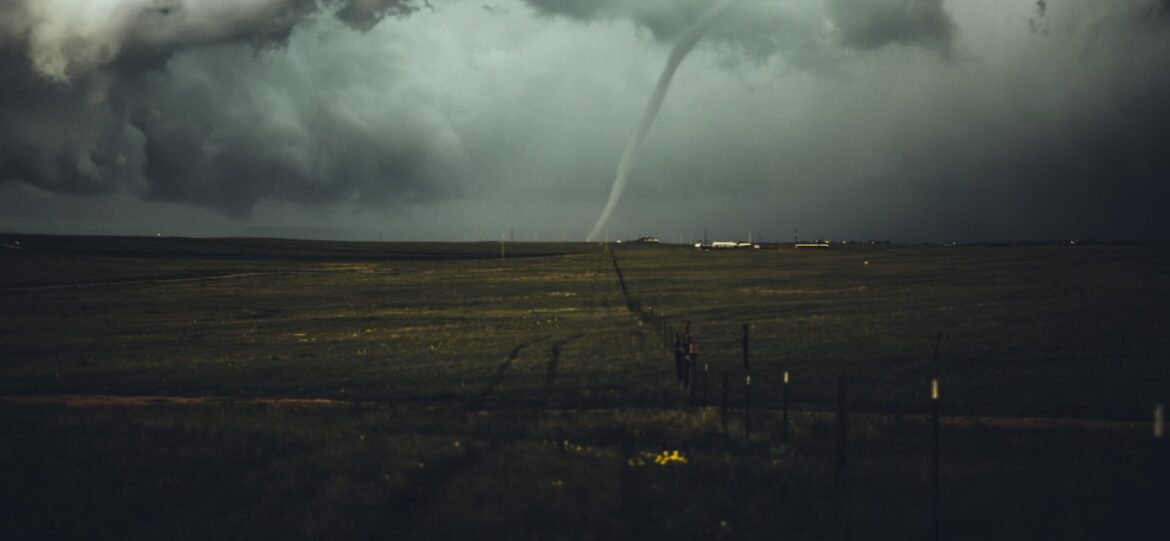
[1,0,1168,242]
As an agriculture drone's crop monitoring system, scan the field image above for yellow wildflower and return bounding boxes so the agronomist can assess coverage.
[654,450,687,465]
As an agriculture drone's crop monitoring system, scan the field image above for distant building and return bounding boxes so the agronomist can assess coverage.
[694,241,760,250]
[634,236,661,243]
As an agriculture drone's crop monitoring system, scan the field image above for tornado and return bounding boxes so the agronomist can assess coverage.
[586,0,739,242]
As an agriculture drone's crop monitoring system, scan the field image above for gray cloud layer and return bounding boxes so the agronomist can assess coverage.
[1,0,1169,241]
[0,0,427,215]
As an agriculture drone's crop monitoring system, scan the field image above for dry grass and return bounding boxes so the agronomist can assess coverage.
[1,236,1168,539]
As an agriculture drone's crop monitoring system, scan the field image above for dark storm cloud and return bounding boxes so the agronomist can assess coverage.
[2,0,1170,241]
[825,0,954,53]
[0,0,430,216]
[0,0,959,221]
[131,42,462,216]
[1028,0,1048,35]
[539,0,1170,241]
[521,0,610,20]
[521,0,824,68]
[524,0,957,58]
[522,0,729,41]
[334,0,420,31]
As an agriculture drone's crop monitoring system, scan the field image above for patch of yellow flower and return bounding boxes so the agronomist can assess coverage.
[654,450,688,465]
[628,450,688,467]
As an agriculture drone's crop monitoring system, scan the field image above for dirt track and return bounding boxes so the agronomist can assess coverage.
[0,393,1150,432]
[0,271,283,292]
[0,394,373,408]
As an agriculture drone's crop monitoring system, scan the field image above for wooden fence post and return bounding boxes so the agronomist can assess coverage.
[744,373,752,440]
[836,373,848,484]
[742,324,750,371]
[1155,402,1165,541]
[688,353,695,402]
[702,363,709,405]
[721,370,729,432]
[932,377,940,541]
[782,370,790,446]
[683,344,692,400]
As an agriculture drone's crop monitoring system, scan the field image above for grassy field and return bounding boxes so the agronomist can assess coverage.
[1,235,1168,539]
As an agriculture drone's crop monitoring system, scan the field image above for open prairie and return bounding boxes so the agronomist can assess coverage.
[1,235,1168,539]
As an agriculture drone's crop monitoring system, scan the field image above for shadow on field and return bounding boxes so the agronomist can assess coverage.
[469,337,549,410]
[543,334,585,407]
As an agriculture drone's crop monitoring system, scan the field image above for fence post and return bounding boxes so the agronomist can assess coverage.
[721,370,729,432]
[688,354,695,402]
[744,373,752,440]
[932,377,940,541]
[782,371,790,446]
[702,363,709,405]
[683,346,692,400]
[836,373,848,485]
[1155,402,1165,541]
[742,324,750,372]
[930,332,943,540]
